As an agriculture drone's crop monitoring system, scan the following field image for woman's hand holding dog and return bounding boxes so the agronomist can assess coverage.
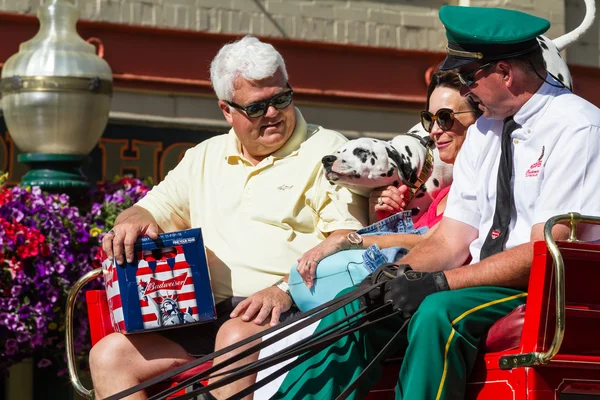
[297,230,352,289]
[369,185,409,224]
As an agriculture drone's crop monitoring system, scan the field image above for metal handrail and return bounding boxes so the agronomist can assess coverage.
[500,212,600,369]
[65,267,102,399]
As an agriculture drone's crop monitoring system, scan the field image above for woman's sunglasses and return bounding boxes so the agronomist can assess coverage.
[420,108,476,133]
[225,84,294,118]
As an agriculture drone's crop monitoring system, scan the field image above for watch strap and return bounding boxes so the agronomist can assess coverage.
[273,278,291,295]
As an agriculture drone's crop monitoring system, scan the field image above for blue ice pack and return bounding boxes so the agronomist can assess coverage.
[288,250,373,312]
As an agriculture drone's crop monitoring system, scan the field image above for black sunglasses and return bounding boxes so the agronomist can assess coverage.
[225,84,294,118]
[420,108,476,133]
[457,62,496,87]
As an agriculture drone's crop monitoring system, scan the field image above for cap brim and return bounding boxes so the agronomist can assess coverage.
[439,55,477,71]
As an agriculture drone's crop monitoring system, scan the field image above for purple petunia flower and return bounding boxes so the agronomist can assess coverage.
[0,177,151,374]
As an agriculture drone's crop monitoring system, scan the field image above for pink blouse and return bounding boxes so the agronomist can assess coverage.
[413,186,451,229]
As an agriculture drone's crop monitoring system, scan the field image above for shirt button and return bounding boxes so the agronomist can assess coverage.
[513,139,519,144]
[527,129,531,134]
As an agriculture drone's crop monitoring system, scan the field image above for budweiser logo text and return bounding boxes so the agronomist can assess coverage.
[143,272,188,296]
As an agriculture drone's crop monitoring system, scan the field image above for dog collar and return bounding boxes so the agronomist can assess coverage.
[396,133,436,203]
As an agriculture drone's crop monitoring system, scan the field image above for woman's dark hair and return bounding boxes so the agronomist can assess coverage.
[425,70,483,118]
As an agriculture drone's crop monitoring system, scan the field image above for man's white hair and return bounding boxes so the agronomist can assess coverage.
[210,35,288,101]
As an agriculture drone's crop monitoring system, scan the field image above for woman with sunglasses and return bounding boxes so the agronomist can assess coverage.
[345,69,484,259]
[370,70,482,234]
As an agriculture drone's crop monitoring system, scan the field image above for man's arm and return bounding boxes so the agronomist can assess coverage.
[444,222,570,290]
[105,146,199,264]
[401,218,571,290]
[362,225,437,250]
[398,217,476,272]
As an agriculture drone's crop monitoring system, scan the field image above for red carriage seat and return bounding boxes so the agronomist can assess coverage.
[370,237,600,399]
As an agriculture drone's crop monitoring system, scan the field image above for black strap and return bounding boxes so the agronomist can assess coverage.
[336,317,409,400]
[106,282,382,400]
[480,117,519,260]
[172,304,402,400]
[189,303,372,384]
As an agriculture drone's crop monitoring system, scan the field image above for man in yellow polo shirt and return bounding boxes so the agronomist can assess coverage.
[90,35,367,399]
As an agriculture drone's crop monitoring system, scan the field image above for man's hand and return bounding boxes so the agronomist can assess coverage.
[102,206,161,265]
[297,231,350,289]
[230,286,293,327]
[384,269,450,319]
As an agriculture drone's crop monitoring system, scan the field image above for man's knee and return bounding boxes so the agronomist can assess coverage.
[216,318,266,349]
[89,333,136,372]
[410,291,456,330]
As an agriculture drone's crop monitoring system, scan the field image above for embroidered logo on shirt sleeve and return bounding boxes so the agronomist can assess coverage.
[525,145,545,178]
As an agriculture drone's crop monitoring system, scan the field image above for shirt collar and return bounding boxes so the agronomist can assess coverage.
[225,107,307,162]
[513,74,565,127]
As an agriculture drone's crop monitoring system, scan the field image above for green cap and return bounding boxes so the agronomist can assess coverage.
[439,5,550,70]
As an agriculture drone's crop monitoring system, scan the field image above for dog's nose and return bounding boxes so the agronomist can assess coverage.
[322,155,337,168]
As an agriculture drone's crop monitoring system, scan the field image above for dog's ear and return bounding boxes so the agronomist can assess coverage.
[385,146,403,170]
[386,145,416,184]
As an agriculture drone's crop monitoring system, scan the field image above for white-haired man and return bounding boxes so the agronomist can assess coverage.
[89,36,367,399]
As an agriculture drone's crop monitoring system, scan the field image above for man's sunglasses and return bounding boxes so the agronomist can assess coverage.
[225,84,294,118]
[457,62,496,87]
[420,108,476,133]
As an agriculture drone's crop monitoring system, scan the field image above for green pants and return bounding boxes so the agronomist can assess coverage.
[273,286,527,400]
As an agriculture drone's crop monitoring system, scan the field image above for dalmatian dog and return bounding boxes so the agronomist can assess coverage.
[322,123,453,221]
[538,0,595,90]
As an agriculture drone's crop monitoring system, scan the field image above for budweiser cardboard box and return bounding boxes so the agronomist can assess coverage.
[102,228,216,334]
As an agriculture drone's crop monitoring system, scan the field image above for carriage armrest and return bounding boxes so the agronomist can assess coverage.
[502,235,600,367]
[86,290,115,346]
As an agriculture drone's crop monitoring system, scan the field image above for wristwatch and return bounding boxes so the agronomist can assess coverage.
[346,232,363,250]
[273,278,291,296]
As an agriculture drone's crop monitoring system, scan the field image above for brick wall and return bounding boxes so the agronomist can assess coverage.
[3,0,596,65]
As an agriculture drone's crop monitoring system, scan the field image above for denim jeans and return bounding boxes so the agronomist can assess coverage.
[356,211,428,271]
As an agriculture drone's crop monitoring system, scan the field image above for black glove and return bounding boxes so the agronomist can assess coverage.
[383,269,450,319]
[358,263,411,307]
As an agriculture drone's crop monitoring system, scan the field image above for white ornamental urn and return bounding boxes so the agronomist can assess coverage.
[1,0,113,188]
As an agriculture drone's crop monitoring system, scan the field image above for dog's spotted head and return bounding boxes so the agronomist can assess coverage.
[322,137,415,190]
[537,35,572,90]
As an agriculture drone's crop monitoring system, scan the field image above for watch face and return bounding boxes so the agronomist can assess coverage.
[347,232,362,245]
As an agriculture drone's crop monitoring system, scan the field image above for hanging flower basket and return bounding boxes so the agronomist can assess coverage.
[0,175,151,375]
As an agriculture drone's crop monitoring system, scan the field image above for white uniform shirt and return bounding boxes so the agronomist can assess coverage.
[445,78,600,263]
